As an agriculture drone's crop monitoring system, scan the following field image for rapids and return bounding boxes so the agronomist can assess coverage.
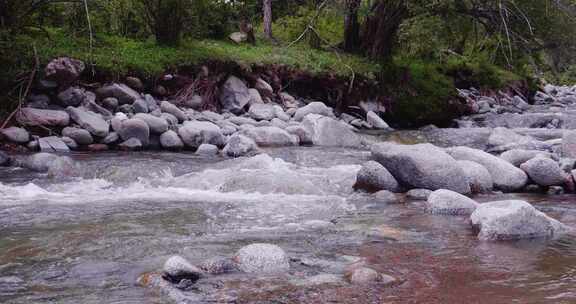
[0,146,575,303]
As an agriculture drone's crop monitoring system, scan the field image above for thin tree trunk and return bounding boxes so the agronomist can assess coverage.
[308,0,321,49]
[361,0,408,62]
[343,0,361,52]
[263,0,273,40]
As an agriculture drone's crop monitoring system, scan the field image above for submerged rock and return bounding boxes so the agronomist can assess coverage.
[373,190,401,204]
[470,200,571,241]
[406,189,433,200]
[372,143,470,194]
[447,146,528,192]
[24,153,74,174]
[199,257,238,275]
[163,256,202,284]
[426,189,479,215]
[234,243,290,274]
[353,161,400,193]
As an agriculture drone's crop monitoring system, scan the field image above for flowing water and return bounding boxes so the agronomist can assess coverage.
[0,143,575,303]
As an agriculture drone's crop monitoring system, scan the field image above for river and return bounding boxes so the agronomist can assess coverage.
[1,140,575,303]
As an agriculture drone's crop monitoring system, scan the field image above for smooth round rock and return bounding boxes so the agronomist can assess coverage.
[234,243,290,274]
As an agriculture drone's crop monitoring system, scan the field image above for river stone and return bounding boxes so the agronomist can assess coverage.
[500,149,554,167]
[102,97,119,111]
[0,151,10,166]
[285,125,313,145]
[271,118,288,129]
[102,132,120,145]
[82,99,113,119]
[119,118,150,146]
[24,153,74,175]
[248,88,264,105]
[228,116,258,126]
[196,143,218,155]
[61,137,78,150]
[118,138,143,150]
[199,257,238,275]
[519,157,566,186]
[159,130,184,150]
[446,146,528,192]
[220,75,251,114]
[62,127,93,145]
[294,102,334,121]
[45,57,84,86]
[406,189,433,200]
[255,78,274,97]
[222,134,258,157]
[302,114,361,147]
[0,127,29,144]
[366,111,390,129]
[559,158,576,173]
[470,200,570,241]
[562,130,576,158]
[133,113,169,134]
[38,136,70,153]
[372,143,470,194]
[163,256,202,283]
[132,99,149,114]
[373,190,401,204]
[57,87,86,107]
[178,121,225,149]
[234,243,290,274]
[182,94,203,109]
[354,161,400,193]
[96,83,141,105]
[280,92,299,109]
[456,160,493,193]
[426,189,479,215]
[488,127,535,147]
[346,267,380,285]
[67,107,109,137]
[160,101,187,122]
[248,103,275,121]
[240,126,298,147]
[17,108,70,127]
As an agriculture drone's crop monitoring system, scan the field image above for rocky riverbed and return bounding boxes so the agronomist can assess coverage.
[1,58,576,303]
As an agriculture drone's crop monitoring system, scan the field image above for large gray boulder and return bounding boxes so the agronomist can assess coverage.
[446,146,528,192]
[133,113,169,134]
[159,130,184,150]
[38,136,70,153]
[66,107,109,137]
[96,83,141,105]
[470,200,571,241]
[62,127,93,145]
[240,126,298,147]
[426,189,479,215]
[500,149,554,167]
[222,134,258,157]
[118,118,150,146]
[456,160,493,193]
[0,127,29,144]
[285,125,313,145]
[234,243,289,274]
[353,161,400,193]
[17,108,70,127]
[248,103,276,121]
[219,75,251,114]
[178,121,225,149]
[301,114,361,147]
[45,57,84,87]
[372,143,471,194]
[519,157,566,186]
[294,102,334,121]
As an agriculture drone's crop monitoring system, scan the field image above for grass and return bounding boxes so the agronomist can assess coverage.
[15,28,379,80]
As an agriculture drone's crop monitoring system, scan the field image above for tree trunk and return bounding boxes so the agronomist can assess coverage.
[343,0,361,52]
[361,0,408,62]
[263,0,273,40]
[308,0,322,49]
